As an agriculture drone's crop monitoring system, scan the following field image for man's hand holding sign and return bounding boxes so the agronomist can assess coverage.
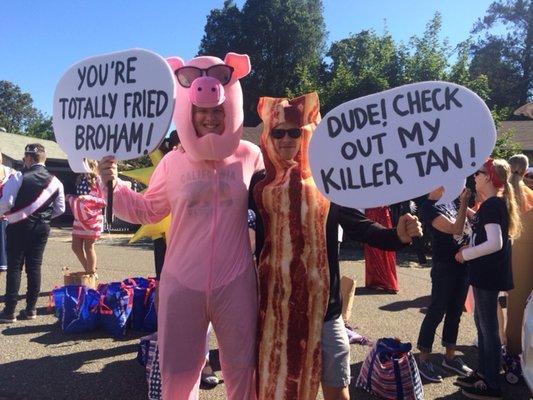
[53,49,175,223]
[309,81,496,209]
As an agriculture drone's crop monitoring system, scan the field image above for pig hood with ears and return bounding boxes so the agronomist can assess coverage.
[257,92,321,179]
[166,53,251,162]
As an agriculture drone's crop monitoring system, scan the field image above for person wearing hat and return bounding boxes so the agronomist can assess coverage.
[0,143,65,322]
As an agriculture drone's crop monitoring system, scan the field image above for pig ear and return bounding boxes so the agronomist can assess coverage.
[166,57,185,73]
[224,53,251,79]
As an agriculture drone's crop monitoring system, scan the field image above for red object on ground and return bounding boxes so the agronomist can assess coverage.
[364,207,399,293]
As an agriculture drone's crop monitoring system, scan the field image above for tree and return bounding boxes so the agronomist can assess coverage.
[323,29,406,112]
[470,0,532,113]
[26,114,55,140]
[404,13,449,82]
[0,80,41,134]
[448,41,491,102]
[198,0,244,58]
[199,0,327,125]
[0,80,53,139]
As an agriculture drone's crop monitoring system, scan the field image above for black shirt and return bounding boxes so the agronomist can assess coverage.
[467,196,513,291]
[420,199,469,264]
[249,170,406,322]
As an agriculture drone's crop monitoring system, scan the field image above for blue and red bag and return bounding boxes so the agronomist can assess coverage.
[356,338,423,400]
[97,282,134,337]
[124,277,157,332]
[48,285,65,320]
[61,285,100,334]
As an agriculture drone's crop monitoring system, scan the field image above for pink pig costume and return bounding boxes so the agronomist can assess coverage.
[111,53,263,399]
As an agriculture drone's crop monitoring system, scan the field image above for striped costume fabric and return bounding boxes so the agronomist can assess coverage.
[68,183,106,239]
[356,338,424,400]
[254,93,329,400]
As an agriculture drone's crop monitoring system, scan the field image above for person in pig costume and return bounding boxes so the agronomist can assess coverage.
[99,53,263,400]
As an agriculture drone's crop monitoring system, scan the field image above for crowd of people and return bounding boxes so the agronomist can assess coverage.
[0,52,532,400]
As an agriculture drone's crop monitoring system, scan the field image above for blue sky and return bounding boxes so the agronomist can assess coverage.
[1,0,504,117]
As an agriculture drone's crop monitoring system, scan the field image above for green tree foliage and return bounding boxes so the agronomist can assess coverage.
[405,13,449,82]
[470,0,532,113]
[0,80,40,134]
[448,41,491,102]
[26,115,54,140]
[322,29,405,112]
[492,131,523,159]
[199,0,327,125]
[0,80,53,139]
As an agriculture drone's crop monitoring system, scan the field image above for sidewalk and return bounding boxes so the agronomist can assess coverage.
[0,228,529,399]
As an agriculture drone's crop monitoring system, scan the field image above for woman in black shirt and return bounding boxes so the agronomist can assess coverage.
[455,158,522,400]
[416,186,472,383]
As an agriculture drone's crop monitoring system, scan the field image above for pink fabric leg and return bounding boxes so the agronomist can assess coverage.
[211,267,258,400]
[158,275,210,400]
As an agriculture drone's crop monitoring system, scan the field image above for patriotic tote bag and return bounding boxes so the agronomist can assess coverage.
[97,282,134,337]
[60,285,100,334]
[356,338,424,400]
[124,277,157,332]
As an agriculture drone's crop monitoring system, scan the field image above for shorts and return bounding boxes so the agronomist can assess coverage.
[321,316,351,387]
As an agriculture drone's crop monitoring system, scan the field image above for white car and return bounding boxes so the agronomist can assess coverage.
[521,291,533,391]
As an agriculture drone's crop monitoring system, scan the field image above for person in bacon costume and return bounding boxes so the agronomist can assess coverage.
[250,92,422,400]
[0,144,65,322]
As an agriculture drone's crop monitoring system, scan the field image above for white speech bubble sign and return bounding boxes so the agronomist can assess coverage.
[53,48,175,172]
[309,81,496,208]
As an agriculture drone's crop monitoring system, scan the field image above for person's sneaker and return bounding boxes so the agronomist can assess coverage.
[461,379,503,400]
[20,309,37,320]
[418,360,443,383]
[442,356,473,376]
[454,371,482,388]
[200,363,219,388]
[0,265,7,272]
[0,310,17,323]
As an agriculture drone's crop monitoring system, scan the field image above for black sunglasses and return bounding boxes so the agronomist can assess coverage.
[174,65,234,88]
[270,128,302,139]
[474,170,487,176]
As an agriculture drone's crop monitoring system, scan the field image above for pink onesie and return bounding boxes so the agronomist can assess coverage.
[111,53,262,400]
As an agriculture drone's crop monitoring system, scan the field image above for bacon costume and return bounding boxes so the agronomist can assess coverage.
[110,53,262,400]
[251,93,407,399]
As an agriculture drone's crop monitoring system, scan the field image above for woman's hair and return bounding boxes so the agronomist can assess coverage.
[489,158,522,238]
[75,159,98,188]
[509,154,529,212]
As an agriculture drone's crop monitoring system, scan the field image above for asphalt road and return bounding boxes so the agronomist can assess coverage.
[0,228,530,399]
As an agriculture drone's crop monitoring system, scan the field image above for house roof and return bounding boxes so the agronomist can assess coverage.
[499,121,533,151]
[0,131,67,161]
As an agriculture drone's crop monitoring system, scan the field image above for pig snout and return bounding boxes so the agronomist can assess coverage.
[188,76,225,108]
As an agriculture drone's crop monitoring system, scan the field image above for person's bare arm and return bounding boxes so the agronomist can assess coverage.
[431,189,470,235]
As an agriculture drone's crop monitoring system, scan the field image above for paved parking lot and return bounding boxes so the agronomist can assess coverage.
[0,227,530,399]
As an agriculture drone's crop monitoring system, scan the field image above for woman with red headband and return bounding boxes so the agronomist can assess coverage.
[455,158,522,400]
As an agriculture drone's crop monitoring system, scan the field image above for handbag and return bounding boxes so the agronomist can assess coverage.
[356,338,424,400]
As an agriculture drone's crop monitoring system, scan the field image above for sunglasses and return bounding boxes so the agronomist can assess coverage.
[270,128,302,139]
[174,65,234,88]
[474,170,487,176]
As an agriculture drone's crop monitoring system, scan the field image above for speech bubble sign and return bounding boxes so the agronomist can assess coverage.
[53,48,175,172]
[309,81,496,208]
